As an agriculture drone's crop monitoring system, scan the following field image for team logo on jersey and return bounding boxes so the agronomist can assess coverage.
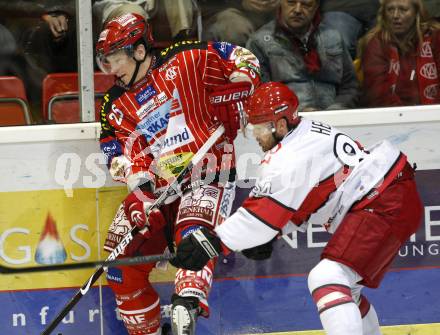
[213,41,234,59]
[135,85,157,104]
[165,66,178,81]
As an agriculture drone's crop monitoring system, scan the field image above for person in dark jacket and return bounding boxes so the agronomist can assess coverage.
[246,0,359,112]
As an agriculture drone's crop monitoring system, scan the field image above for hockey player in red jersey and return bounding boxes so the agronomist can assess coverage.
[96,13,260,335]
[172,82,423,335]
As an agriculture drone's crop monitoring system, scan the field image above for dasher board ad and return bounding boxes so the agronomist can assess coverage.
[0,117,439,334]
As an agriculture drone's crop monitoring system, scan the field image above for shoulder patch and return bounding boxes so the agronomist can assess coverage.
[212,41,235,59]
[156,40,207,66]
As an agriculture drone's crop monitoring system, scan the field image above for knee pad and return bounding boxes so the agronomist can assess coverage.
[174,260,215,317]
[107,265,161,334]
[308,259,356,314]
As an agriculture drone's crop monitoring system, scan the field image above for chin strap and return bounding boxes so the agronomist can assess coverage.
[127,59,143,88]
[127,50,149,88]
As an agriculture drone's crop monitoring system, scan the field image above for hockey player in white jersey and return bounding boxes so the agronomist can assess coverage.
[170,82,423,335]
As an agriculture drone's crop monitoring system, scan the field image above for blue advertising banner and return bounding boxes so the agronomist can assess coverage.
[0,171,439,334]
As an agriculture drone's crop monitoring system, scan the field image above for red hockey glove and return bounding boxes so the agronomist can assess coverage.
[123,189,166,238]
[209,81,252,141]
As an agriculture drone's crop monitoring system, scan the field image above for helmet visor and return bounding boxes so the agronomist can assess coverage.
[247,122,275,138]
[96,46,133,74]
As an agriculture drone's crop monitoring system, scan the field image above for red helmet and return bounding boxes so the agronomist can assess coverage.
[96,13,153,59]
[246,82,299,126]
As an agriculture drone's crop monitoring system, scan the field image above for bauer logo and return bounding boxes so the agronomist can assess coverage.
[135,85,157,104]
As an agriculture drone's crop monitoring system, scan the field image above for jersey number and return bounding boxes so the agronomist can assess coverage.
[333,133,365,167]
[109,105,123,126]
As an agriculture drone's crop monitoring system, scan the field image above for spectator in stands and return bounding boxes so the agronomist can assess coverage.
[0,1,78,122]
[246,0,359,112]
[93,0,199,42]
[359,0,440,107]
[0,24,20,76]
[23,1,77,78]
[320,0,380,58]
[202,0,280,47]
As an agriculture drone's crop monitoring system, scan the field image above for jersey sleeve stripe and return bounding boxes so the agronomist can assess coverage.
[292,170,341,224]
[242,196,293,231]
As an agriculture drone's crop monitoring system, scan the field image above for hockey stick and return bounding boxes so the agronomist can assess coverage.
[0,252,176,274]
[38,124,225,335]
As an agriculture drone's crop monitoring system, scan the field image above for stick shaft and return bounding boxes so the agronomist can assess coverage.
[0,253,175,274]
[38,124,224,335]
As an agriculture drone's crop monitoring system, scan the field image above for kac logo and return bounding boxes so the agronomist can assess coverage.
[165,66,178,81]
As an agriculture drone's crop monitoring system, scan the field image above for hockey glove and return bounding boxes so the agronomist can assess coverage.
[123,188,166,238]
[170,227,222,271]
[241,239,274,260]
[209,81,252,141]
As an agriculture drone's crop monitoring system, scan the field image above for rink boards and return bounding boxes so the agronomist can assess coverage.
[0,107,439,334]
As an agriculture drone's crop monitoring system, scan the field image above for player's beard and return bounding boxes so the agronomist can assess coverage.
[260,132,283,152]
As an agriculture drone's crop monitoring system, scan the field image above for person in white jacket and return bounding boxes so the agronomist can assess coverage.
[171,82,423,335]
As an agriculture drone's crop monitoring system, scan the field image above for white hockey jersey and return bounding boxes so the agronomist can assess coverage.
[215,118,407,251]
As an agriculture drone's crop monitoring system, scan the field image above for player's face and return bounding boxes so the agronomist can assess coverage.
[384,0,417,37]
[100,49,137,86]
[249,122,277,152]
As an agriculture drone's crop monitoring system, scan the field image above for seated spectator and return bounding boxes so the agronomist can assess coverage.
[202,0,280,47]
[359,0,440,107]
[93,0,199,42]
[320,0,380,58]
[246,0,359,112]
[0,0,77,123]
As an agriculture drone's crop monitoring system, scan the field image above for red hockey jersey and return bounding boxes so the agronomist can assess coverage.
[99,40,260,190]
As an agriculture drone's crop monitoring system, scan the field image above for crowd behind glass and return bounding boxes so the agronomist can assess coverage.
[0,0,439,125]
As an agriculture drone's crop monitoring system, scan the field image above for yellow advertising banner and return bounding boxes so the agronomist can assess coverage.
[0,187,176,291]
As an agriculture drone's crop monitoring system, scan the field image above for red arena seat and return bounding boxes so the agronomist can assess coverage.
[0,76,32,126]
[42,72,115,123]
